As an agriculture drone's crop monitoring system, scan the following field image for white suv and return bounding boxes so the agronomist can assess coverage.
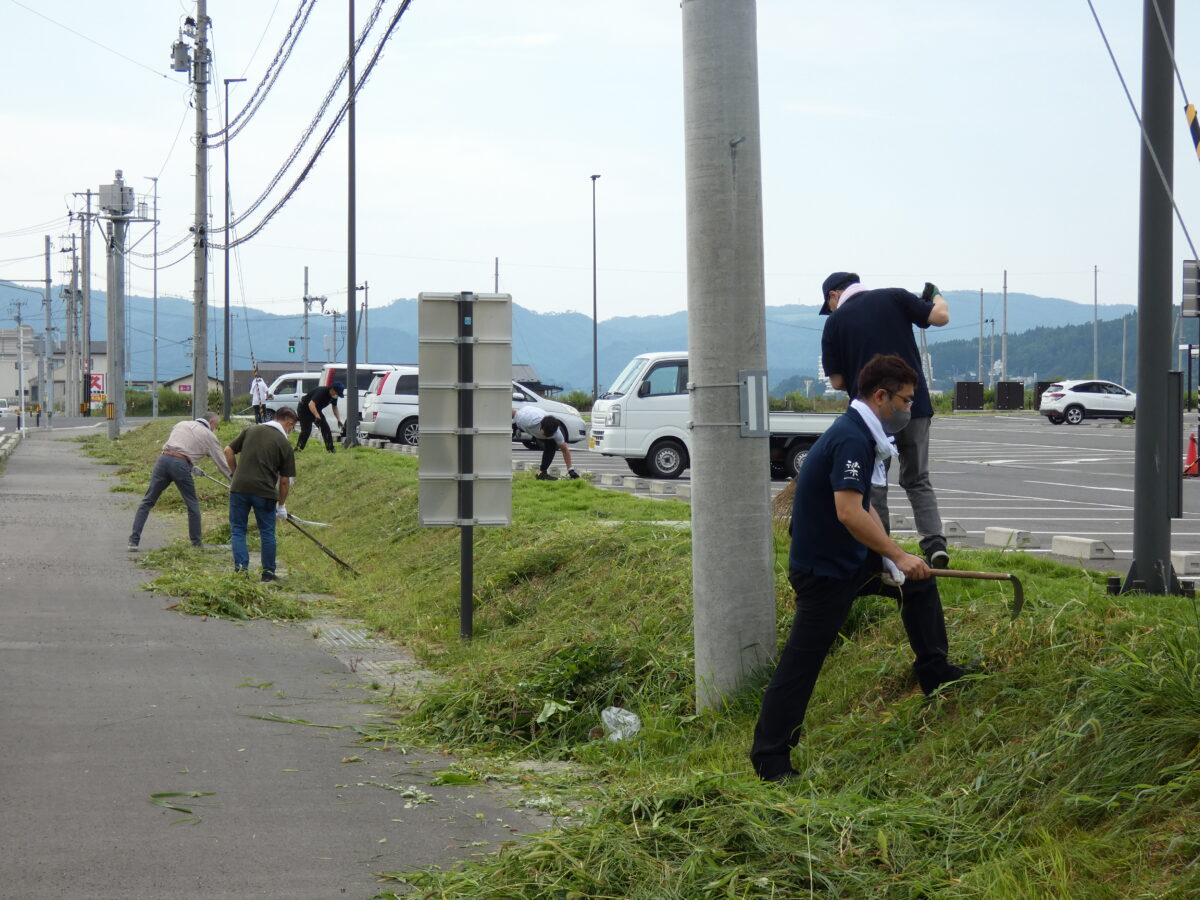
[1040,379,1136,425]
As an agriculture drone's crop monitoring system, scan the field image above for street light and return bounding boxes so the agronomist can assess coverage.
[590,174,600,402]
[222,76,246,423]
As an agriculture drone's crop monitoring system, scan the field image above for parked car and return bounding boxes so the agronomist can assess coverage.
[360,367,420,445]
[262,371,321,418]
[510,384,588,446]
[0,398,8,418]
[1040,379,1136,425]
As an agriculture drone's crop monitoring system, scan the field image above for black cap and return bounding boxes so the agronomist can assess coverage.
[820,271,859,315]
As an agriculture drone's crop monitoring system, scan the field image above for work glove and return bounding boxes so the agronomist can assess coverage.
[568,468,581,480]
[920,282,941,302]
[275,505,288,521]
[192,465,204,477]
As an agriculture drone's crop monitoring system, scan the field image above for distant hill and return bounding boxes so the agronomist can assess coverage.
[0,283,1141,394]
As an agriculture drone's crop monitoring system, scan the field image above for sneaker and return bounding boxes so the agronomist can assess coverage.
[567,468,581,480]
[928,548,950,569]
[535,471,558,481]
[127,542,139,552]
[261,571,281,583]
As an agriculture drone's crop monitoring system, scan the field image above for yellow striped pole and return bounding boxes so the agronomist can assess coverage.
[1187,104,1200,159]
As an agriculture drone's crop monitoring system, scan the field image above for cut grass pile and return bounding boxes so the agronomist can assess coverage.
[88,421,1200,897]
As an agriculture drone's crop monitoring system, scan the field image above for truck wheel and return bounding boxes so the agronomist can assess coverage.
[626,458,649,476]
[646,438,688,479]
[785,443,811,479]
[262,408,275,423]
[397,417,419,446]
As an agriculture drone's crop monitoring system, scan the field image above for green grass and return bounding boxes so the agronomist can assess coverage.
[87,421,1200,898]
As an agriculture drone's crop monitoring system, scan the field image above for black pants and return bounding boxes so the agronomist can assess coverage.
[750,556,957,779]
[297,409,335,452]
[538,438,559,472]
[253,403,266,424]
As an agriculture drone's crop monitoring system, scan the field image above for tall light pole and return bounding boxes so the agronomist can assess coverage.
[222,77,246,423]
[1093,265,1099,378]
[591,174,601,401]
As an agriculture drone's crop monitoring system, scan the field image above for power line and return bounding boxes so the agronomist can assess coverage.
[221,0,414,249]
[1086,0,1198,260]
[6,0,170,81]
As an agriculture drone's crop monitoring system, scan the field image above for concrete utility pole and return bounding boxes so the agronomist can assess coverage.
[682,0,776,710]
[222,76,246,423]
[63,236,79,414]
[1127,0,1178,594]
[344,0,360,447]
[103,171,131,440]
[78,190,93,416]
[42,235,53,424]
[591,173,601,402]
[192,0,210,417]
[304,267,310,372]
[10,299,27,434]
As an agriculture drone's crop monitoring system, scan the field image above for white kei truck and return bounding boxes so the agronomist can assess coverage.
[589,351,838,479]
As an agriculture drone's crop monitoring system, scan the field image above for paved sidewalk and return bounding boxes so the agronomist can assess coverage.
[0,432,544,898]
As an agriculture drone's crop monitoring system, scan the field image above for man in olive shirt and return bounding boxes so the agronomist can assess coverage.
[223,406,298,582]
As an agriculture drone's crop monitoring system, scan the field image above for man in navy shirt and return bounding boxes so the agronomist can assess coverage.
[820,272,950,567]
[750,354,966,783]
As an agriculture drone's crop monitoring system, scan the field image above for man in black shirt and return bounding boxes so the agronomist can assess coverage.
[820,272,951,567]
[296,381,344,452]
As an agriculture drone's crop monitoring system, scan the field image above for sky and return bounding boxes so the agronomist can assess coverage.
[2,0,1199,324]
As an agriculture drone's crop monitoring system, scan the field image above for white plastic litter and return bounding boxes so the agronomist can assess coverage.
[600,706,642,742]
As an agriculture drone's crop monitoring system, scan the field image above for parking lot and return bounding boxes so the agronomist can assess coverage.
[555,413,1200,566]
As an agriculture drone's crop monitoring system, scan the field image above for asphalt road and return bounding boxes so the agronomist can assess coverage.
[0,430,545,899]
[546,413,1200,567]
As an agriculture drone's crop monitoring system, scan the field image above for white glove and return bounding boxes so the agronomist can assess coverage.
[275,505,288,521]
[881,557,905,587]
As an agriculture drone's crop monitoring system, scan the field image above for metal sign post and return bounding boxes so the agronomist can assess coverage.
[418,292,512,639]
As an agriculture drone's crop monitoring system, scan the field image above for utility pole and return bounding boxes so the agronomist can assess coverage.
[1122,314,1129,386]
[303,267,310,372]
[1127,0,1177,594]
[1093,265,1100,378]
[78,190,93,416]
[192,0,210,417]
[1001,269,1008,383]
[344,0,360,447]
[493,257,499,293]
[102,170,132,440]
[355,281,369,361]
[11,299,27,434]
[61,236,79,414]
[147,176,159,417]
[682,0,775,710]
[591,173,601,402]
[42,235,53,425]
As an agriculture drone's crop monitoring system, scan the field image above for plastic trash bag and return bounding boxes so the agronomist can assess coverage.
[600,706,642,742]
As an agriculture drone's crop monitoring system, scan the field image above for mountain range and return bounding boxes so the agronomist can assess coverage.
[0,284,1145,394]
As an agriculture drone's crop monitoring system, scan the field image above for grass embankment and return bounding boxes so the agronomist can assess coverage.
[87,421,1200,898]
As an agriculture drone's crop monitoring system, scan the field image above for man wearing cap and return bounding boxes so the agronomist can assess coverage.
[296,381,344,453]
[127,412,231,552]
[819,271,951,568]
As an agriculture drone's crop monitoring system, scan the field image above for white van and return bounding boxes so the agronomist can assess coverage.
[360,367,420,445]
[263,372,322,417]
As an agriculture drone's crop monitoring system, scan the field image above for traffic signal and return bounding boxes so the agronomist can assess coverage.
[288,339,295,354]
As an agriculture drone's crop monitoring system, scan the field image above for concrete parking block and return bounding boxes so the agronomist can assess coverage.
[1171,551,1200,575]
[1051,535,1115,560]
[622,476,649,491]
[599,474,626,486]
[984,526,1040,549]
[944,520,968,538]
[648,481,676,496]
[674,484,691,501]
[891,515,915,531]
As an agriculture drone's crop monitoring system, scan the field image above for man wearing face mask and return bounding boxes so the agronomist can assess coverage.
[819,272,951,568]
[750,354,967,783]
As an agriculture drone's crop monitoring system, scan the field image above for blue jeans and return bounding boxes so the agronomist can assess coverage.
[229,492,278,574]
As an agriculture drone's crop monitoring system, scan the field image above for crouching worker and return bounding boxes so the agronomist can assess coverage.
[223,406,298,582]
[750,353,967,783]
[513,405,578,481]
